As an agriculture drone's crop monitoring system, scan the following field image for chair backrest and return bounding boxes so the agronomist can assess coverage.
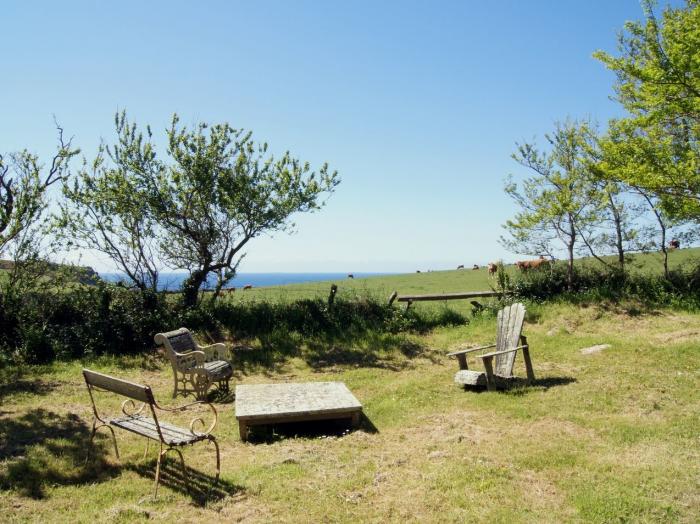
[83,369,155,404]
[494,303,526,377]
[154,327,197,355]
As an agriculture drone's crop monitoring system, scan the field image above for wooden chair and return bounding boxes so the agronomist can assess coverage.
[82,369,220,497]
[447,303,535,391]
[154,328,233,400]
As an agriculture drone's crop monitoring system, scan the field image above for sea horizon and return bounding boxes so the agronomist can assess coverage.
[99,271,395,291]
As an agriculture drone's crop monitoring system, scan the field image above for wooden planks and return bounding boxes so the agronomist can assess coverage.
[110,414,203,446]
[395,291,500,303]
[235,382,363,442]
[83,369,154,403]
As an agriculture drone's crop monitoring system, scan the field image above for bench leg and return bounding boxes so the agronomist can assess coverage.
[154,446,189,497]
[239,420,248,442]
[207,437,221,499]
[88,422,120,463]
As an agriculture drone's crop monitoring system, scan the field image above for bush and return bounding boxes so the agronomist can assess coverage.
[499,262,700,308]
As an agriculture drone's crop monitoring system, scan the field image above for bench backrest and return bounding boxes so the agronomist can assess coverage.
[494,303,526,377]
[83,369,155,404]
[154,327,197,355]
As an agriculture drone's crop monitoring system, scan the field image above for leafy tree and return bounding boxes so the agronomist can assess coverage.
[0,125,78,261]
[501,120,602,289]
[59,115,161,293]
[65,112,339,307]
[594,0,700,220]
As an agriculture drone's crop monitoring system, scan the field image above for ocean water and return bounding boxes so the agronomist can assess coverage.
[99,272,392,291]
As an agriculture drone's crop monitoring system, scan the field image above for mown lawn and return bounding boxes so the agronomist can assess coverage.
[1,299,699,522]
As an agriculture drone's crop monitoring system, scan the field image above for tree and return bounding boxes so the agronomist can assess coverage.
[594,0,700,221]
[501,120,602,289]
[58,114,161,293]
[0,125,78,260]
[69,112,339,307]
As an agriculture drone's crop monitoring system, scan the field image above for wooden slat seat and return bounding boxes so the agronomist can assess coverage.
[110,415,206,446]
[201,360,232,380]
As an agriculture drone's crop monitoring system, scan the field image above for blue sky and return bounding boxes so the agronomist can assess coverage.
[1,1,669,272]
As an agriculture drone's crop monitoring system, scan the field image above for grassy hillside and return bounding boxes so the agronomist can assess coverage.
[224,247,700,306]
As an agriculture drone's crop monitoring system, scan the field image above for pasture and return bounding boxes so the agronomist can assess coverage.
[2,260,699,522]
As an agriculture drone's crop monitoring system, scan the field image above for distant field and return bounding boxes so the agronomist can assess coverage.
[222,247,700,307]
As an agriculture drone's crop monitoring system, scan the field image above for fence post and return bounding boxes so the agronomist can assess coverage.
[388,291,398,306]
[328,284,338,309]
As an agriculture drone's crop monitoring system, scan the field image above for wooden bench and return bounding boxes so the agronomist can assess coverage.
[83,369,220,496]
[388,290,501,310]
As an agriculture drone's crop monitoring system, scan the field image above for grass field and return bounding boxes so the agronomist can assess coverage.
[220,247,700,305]
[1,250,700,522]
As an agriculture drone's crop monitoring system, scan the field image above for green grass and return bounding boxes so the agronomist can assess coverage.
[2,250,700,522]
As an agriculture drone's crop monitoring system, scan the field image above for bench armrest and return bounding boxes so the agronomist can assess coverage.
[479,345,528,360]
[154,399,218,437]
[198,342,230,361]
[173,349,206,368]
[447,343,496,357]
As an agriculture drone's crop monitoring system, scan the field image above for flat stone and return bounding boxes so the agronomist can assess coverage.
[235,382,362,421]
[580,344,611,355]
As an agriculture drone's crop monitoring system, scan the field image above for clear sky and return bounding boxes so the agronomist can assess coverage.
[0,1,674,273]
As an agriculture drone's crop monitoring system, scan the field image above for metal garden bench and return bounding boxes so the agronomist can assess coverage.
[154,327,234,400]
[83,369,220,496]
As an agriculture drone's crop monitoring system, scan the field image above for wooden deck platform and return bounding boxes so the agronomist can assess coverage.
[235,382,363,442]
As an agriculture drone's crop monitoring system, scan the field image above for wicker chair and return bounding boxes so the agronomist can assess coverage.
[154,328,233,400]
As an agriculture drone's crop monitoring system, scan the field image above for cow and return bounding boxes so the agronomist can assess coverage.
[347,273,354,279]
[472,264,479,270]
[243,284,253,290]
[516,256,550,271]
[669,239,680,250]
[487,262,499,275]
[225,287,236,293]
[416,270,421,273]
[457,264,465,269]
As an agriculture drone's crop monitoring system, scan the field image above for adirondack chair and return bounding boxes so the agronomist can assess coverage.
[447,303,535,391]
[154,328,233,400]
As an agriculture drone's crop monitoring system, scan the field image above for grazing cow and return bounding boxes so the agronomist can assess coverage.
[487,262,498,275]
[669,239,680,250]
[457,264,465,269]
[516,256,550,271]
[225,287,236,293]
[416,270,421,273]
[347,273,354,279]
[472,264,479,270]
[243,284,253,290]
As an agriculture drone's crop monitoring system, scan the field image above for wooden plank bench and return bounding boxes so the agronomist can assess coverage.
[83,369,220,496]
[388,290,501,310]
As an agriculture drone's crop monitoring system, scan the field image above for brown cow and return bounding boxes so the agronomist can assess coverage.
[669,239,680,250]
[516,256,550,271]
[487,262,498,275]
[243,284,253,290]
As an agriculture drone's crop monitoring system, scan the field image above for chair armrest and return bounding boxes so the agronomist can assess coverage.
[174,350,206,368]
[447,343,496,357]
[479,345,528,360]
[153,399,218,437]
[198,343,230,361]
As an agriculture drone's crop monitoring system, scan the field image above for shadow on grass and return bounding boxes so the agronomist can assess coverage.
[0,408,118,499]
[125,458,244,507]
[462,376,577,395]
[234,329,436,375]
[246,412,378,445]
[0,378,60,401]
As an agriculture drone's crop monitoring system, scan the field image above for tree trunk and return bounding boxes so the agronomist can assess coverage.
[660,223,669,280]
[182,268,208,308]
[608,193,625,272]
[567,215,576,291]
